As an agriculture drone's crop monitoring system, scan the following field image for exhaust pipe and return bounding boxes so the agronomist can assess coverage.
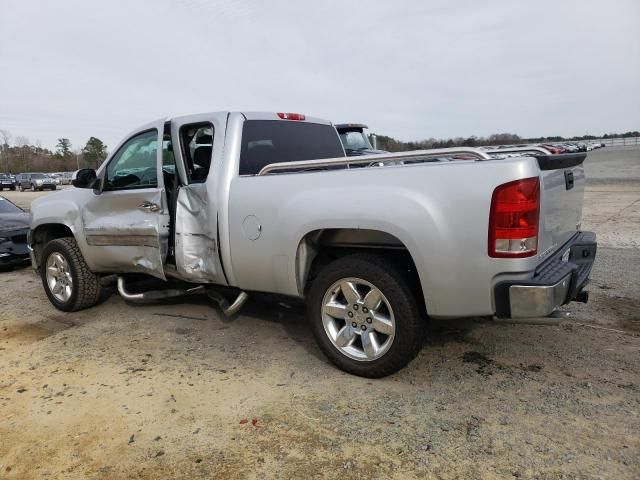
[575,290,589,304]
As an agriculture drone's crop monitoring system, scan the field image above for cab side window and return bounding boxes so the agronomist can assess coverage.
[179,123,214,183]
[104,130,158,190]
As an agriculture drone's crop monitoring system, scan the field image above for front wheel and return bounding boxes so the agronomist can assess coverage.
[31,184,36,191]
[40,237,103,312]
[307,253,425,378]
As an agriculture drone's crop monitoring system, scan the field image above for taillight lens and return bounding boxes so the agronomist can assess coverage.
[488,177,540,258]
[277,112,305,121]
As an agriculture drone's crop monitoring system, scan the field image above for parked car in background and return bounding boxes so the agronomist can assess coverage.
[335,123,387,156]
[0,195,30,269]
[16,173,57,191]
[541,144,564,154]
[0,174,16,191]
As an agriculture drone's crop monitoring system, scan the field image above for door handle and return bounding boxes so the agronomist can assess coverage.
[139,201,160,212]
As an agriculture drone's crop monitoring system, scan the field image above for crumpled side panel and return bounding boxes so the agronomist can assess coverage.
[174,185,219,282]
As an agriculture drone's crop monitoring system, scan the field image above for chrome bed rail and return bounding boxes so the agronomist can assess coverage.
[484,146,552,155]
[257,147,492,176]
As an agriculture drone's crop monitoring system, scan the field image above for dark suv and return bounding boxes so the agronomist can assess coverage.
[16,173,57,191]
[0,174,16,191]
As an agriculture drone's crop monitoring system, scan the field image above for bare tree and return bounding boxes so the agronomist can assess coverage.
[15,135,30,147]
[0,129,12,172]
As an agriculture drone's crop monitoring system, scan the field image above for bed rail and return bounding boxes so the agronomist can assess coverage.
[257,147,492,176]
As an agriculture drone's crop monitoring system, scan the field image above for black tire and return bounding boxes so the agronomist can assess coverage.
[307,253,425,378]
[10,186,15,191]
[31,184,35,192]
[40,237,103,312]
[18,184,24,192]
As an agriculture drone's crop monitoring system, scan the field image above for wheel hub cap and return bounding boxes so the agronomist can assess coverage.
[46,252,73,302]
[321,277,396,361]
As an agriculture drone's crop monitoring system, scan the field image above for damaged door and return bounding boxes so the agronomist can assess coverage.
[170,113,227,284]
[81,122,169,278]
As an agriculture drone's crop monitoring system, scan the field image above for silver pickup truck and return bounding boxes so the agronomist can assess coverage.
[28,111,596,377]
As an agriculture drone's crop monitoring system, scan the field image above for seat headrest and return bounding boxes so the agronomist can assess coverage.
[193,146,212,168]
[196,134,213,145]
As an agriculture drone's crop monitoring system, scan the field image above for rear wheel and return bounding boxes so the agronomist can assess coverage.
[40,238,103,312]
[18,184,24,192]
[308,253,425,378]
[31,184,36,192]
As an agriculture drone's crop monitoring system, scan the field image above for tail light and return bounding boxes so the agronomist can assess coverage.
[488,177,540,258]
[277,112,305,121]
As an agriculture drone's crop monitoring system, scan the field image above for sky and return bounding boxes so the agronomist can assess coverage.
[0,0,639,151]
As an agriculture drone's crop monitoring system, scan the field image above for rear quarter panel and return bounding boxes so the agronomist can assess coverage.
[228,157,543,318]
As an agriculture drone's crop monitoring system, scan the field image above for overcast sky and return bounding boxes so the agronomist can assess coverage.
[1,0,638,150]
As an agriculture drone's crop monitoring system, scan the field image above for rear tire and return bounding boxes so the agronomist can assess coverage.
[40,237,103,312]
[307,253,425,378]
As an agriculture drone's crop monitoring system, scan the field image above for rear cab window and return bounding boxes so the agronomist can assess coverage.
[239,120,344,175]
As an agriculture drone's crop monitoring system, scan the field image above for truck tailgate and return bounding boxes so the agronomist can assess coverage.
[536,153,587,258]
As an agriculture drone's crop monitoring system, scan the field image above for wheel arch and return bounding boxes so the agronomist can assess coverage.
[31,223,75,269]
[295,227,427,313]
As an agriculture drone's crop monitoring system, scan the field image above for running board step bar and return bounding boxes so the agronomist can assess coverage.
[206,290,249,317]
[117,276,204,301]
[116,276,248,317]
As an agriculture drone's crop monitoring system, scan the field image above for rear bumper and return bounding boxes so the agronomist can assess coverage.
[494,231,597,318]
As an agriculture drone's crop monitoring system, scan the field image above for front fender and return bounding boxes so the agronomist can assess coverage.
[30,189,95,268]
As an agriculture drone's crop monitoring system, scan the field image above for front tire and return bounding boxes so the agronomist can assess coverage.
[40,238,103,312]
[307,253,425,378]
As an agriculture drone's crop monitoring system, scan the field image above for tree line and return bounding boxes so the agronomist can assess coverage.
[371,130,640,152]
[0,129,107,174]
[1,126,638,173]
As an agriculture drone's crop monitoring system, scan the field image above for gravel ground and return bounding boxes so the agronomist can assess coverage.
[1,148,638,479]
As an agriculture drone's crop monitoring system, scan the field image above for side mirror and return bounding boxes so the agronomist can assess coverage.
[72,168,97,189]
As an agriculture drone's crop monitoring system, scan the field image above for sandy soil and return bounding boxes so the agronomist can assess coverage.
[1,148,638,479]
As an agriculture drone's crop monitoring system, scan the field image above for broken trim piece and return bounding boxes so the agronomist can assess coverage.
[86,234,160,248]
[117,276,204,301]
[206,290,249,317]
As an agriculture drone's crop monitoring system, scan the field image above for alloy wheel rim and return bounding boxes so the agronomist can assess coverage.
[46,252,73,302]
[321,277,396,361]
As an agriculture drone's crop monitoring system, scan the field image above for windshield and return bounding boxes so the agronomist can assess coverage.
[31,173,46,179]
[339,130,373,151]
[0,197,23,214]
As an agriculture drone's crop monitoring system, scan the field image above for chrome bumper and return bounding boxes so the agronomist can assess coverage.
[508,274,571,318]
[494,231,596,318]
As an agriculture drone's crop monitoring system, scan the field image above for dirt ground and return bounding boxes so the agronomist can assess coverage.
[1,148,639,479]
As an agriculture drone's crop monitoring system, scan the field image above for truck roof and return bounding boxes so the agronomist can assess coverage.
[162,111,333,126]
